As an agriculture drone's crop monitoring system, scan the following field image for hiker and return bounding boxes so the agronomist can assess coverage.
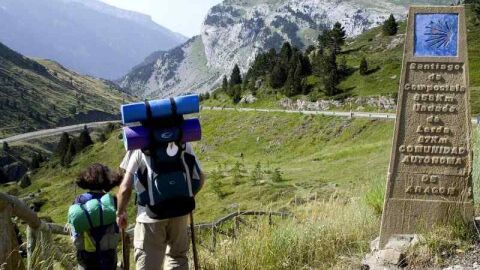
[68,164,122,270]
[116,142,205,270]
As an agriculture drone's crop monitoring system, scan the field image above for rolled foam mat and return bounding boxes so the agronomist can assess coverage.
[123,118,202,150]
[121,94,200,124]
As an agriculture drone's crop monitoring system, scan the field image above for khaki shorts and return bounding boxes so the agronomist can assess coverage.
[134,215,190,270]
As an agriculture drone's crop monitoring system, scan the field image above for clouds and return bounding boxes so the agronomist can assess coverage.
[100,0,223,37]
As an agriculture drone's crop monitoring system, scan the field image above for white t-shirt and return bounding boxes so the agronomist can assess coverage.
[119,143,202,223]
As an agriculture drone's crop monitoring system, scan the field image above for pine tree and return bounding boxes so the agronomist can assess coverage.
[56,132,70,157]
[2,142,10,152]
[323,52,339,96]
[270,63,287,89]
[359,57,369,76]
[230,64,242,86]
[232,85,242,104]
[330,22,346,54]
[222,75,228,92]
[293,61,303,95]
[62,141,76,166]
[280,42,293,65]
[383,14,398,36]
[76,126,93,152]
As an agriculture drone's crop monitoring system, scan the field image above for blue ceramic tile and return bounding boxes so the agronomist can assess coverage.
[414,13,458,57]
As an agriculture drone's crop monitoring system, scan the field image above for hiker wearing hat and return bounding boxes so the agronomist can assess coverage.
[117,142,204,270]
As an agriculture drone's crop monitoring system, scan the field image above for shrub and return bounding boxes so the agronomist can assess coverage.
[249,162,263,185]
[270,168,283,183]
[359,57,368,76]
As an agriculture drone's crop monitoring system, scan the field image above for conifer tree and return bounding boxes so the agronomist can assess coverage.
[330,22,346,54]
[76,126,93,152]
[280,42,293,65]
[323,52,339,96]
[222,75,228,92]
[230,64,242,86]
[62,141,76,166]
[383,14,398,36]
[2,142,10,153]
[270,63,287,89]
[56,132,70,157]
[359,57,369,76]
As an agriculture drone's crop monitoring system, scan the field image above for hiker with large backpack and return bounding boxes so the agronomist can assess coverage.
[116,95,205,270]
[68,164,123,270]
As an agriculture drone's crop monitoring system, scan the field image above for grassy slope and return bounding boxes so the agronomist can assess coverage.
[13,110,393,224]
[0,42,132,138]
[4,110,480,268]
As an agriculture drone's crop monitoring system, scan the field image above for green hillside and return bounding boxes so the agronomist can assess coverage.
[1,109,393,268]
[0,42,132,138]
[203,8,480,114]
[4,109,478,269]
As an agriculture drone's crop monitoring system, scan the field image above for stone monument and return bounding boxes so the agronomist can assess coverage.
[379,6,473,248]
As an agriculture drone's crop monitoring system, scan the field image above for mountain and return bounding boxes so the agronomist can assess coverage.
[119,0,452,98]
[0,0,187,79]
[0,41,132,138]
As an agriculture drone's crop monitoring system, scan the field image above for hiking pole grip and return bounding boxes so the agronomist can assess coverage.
[190,212,200,270]
[121,229,130,270]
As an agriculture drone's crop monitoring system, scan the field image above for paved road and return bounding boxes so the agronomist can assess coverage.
[204,106,480,124]
[0,121,119,144]
[1,107,479,144]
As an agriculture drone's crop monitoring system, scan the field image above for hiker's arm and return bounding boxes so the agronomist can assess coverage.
[116,172,133,229]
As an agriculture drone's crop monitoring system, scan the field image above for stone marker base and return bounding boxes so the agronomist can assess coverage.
[362,235,423,270]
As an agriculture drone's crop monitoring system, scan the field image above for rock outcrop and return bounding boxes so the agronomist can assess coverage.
[120,0,408,98]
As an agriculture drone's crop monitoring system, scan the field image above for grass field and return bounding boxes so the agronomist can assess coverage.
[2,109,480,268]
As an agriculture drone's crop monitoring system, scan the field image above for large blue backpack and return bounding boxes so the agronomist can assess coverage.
[136,101,200,219]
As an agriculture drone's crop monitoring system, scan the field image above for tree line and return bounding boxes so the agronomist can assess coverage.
[217,15,398,103]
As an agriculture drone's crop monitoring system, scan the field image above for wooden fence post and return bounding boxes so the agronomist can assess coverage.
[0,201,25,270]
[211,227,217,251]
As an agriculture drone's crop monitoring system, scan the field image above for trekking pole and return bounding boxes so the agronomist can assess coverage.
[121,229,130,270]
[190,212,200,270]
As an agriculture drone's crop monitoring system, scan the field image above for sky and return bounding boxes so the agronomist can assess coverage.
[100,0,224,37]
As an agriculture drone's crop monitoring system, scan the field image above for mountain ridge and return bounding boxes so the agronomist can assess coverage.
[0,0,186,79]
[120,0,410,98]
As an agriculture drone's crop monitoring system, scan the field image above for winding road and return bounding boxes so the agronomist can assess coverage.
[1,107,478,144]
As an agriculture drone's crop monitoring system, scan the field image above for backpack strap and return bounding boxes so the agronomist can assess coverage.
[79,204,94,230]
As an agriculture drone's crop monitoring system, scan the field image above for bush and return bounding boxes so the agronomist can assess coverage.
[210,167,225,199]
[270,168,283,183]
[249,162,263,185]
[359,57,368,76]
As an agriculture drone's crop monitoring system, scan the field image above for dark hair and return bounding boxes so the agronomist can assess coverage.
[76,163,122,191]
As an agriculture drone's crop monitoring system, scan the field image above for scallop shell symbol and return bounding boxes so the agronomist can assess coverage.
[424,20,454,49]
